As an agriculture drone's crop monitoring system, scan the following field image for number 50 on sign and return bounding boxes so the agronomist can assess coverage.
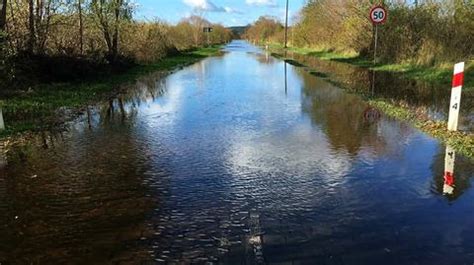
[370,6,387,25]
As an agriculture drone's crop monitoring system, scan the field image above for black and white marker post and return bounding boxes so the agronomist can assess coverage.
[203,27,213,46]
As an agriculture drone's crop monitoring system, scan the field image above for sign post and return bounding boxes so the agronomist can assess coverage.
[369,5,387,96]
[203,27,213,46]
[448,62,464,131]
[369,5,387,64]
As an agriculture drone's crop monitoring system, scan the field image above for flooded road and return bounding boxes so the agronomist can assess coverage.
[1,41,474,264]
[282,51,474,132]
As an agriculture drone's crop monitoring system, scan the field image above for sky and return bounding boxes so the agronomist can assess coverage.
[134,0,306,27]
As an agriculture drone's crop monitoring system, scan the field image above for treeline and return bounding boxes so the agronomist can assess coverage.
[0,0,232,87]
[244,0,473,65]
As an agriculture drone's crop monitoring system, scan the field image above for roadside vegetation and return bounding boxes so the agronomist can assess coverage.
[244,0,473,157]
[368,100,474,158]
[244,0,473,88]
[0,46,223,136]
[0,0,232,136]
[269,43,474,89]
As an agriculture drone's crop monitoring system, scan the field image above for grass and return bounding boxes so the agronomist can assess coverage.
[0,45,223,137]
[268,42,474,158]
[268,43,474,89]
[369,100,474,158]
[268,43,358,61]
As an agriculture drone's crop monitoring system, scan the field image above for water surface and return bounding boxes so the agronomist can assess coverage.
[1,41,473,265]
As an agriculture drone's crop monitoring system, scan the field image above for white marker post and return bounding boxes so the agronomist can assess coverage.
[448,62,464,131]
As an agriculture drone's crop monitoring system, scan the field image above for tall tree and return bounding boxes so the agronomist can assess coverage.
[0,0,7,31]
[28,0,35,53]
[78,0,83,54]
[91,0,131,61]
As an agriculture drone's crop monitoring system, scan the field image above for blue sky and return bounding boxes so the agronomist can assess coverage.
[135,0,306,27]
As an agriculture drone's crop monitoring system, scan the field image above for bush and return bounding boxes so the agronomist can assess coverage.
[247,0,474,65]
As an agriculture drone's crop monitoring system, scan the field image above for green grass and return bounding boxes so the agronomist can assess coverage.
[371,63,474,89]
[268,43,474,89]
[0,46,223,137]
[268,42,474,158]
[268,43,357,61]
[369,100,474,158]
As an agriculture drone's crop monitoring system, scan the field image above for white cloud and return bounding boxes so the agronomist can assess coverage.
[246,0,277,7]
[183,0,238,13]
[224,7,242,14]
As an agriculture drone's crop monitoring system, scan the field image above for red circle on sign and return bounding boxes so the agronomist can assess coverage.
[369,5,387,25]
[363,107,381,123]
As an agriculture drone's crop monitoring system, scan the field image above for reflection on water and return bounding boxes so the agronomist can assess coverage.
[284,52,474,132]
[443,146,456,195]
[1,41,474,264]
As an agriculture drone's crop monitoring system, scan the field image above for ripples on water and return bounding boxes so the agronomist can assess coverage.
[0,41,473,264]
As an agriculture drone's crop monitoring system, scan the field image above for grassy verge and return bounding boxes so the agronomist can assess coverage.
[0,45,223,137]
[268,43,474,89]
[269,43,474,158]
[369,100,473,158]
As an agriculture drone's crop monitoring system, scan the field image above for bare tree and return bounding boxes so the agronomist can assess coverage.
[91,0,132,61]
[78,0,83,54]
[0,0,7,31]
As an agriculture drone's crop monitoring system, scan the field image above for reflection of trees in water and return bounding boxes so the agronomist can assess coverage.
[83,72,170,128]
[430,146,474,201]
[296,67,415,157]
[298,68,377,155]
[0,133,156,264]
[0,70,175,263]
[250,52,276,65]
[290,53,445,105]
[288,52,473,131]
[123,72,169,105]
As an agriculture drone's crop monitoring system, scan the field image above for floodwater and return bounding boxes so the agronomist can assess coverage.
[281,51,474,132]
[1,40,473,264]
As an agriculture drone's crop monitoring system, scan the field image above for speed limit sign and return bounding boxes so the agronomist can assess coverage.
[369,5,387,67]
[370,5,387,24]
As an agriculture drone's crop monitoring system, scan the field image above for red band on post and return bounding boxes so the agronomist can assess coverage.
[452,72,464,87]
[444,172,454,186]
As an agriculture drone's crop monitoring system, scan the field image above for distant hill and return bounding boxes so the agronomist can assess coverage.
[227,26,249,39]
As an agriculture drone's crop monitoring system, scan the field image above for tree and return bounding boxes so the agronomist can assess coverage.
[91,0,133,61]
[0,0,7,31]
[78,0,83,55]
[28,0,35,53]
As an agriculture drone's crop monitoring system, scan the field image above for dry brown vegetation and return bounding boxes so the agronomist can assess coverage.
[0,0,232,87]
[245,0,473,65]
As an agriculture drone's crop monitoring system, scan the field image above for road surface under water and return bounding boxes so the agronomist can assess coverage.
[1,41,474,264]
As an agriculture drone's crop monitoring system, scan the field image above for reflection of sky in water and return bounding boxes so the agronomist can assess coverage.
[226,121,352,183]
[1,40,474,264]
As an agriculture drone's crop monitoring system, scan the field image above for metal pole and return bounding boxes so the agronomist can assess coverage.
[371,24,378,97]
[284,62,288,95]
[373,24,378,65]
[371,68,376,97]
[284,0,289,48]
